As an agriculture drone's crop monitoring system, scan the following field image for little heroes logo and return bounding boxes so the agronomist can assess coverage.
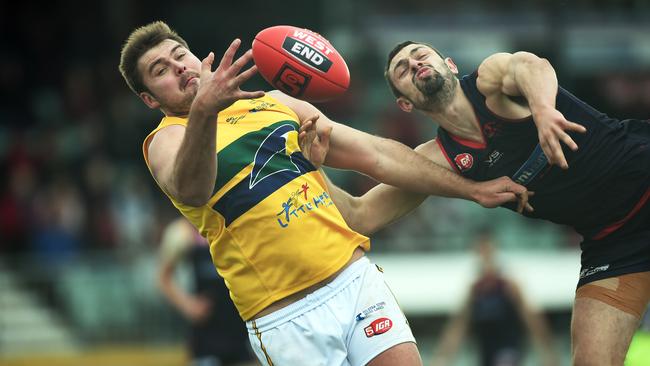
[364,318,393,338]
[276,186,334,228]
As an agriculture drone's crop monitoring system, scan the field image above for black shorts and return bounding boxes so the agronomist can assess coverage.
[577,198,650,288]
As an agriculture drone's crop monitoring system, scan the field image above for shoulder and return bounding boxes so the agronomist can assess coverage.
[267,90,320,120]
[476,53,513,91]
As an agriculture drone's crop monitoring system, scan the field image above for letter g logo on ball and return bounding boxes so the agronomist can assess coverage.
[272,63,311,97]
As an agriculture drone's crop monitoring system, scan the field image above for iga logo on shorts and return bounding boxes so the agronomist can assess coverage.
[454,153,474,172]
[364,317,393,338]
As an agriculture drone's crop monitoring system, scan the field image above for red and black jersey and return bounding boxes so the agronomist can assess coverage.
[436,71,650,239]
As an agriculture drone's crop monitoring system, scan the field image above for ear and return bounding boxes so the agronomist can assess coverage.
[445,57,459,74]
[396,97,414,113]
[139,92,160,109]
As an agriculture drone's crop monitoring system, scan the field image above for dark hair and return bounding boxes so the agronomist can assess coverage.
[384,41,445,98]
[119,21,189,95]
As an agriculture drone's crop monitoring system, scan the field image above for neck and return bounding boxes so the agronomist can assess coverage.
[423,80,483,143]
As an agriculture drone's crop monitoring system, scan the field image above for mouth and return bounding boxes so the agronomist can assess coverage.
[182,74,199,90]
[184,76,195,89]
[416,67,431,79]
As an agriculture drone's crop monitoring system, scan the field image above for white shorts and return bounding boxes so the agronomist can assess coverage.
[246,256,416,366]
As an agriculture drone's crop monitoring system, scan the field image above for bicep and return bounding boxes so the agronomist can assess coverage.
[477,52,520,97]
[147,125,185,195]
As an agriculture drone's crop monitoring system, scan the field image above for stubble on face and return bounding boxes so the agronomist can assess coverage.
[411,66,457,113]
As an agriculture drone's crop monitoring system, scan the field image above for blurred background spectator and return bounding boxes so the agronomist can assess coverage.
[0,0,648,364]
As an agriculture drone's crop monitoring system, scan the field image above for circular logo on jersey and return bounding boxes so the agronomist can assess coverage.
[454,153,474,172]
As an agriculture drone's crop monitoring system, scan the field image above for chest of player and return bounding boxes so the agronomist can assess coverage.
[439,120,540,182]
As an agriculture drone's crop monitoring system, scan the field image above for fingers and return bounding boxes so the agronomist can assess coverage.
[560,131,578,151]
[515,190,528,213]
[229,49,255,77]
[233,63,259,84]
[218,39,241,70]
[239,90,265,99]
[541,133,568,169]
[201,52,215,78]
[565,121,587,133]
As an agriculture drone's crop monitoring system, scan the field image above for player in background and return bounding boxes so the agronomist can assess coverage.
[158,217,255,366]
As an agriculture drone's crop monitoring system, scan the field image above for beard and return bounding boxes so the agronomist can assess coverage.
[157,87,198,117]
[412,68,457,112]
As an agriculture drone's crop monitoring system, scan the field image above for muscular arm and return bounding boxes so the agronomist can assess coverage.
[148,108,217,206]
[321,143,437,236]
[272,90,524,207]
[477,52,586,169]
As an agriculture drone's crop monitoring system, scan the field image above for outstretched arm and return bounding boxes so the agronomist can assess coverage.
[276,90,530,210]
[477,52,586,169]
[300,119,530,234]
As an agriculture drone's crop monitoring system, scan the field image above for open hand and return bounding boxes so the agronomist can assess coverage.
[532,107,586,169]
[192,39,265,115]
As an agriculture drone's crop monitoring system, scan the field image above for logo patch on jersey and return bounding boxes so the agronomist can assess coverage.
[355,302,386,321]
[250,124,302,188]
[483,122,499,138]
[454,153,474,172]
[484,150,503,167]
[579,265,610,279]
[276,189,334,228]
[364,317,393,337]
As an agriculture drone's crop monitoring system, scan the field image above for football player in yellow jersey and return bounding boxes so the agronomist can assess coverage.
[119,21,529,366]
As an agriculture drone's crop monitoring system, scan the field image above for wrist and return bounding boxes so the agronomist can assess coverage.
[190,98,218,121]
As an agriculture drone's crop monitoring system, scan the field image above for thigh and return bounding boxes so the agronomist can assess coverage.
[571,272,650,365]
[248,312,349,366]
[347,264,420,366]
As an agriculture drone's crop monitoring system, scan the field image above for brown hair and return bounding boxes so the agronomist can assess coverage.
[384,41,444,98]
[118,21,189,95]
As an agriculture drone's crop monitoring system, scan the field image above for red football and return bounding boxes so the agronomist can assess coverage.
[252,25,350,102]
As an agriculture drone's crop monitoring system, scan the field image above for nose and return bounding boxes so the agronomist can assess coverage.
[409,58,423,71]
[172,60,186,75]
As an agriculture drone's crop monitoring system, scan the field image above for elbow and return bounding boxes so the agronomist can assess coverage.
[347,198,378,236]
[174,188,212,207]
[514,52,549,69]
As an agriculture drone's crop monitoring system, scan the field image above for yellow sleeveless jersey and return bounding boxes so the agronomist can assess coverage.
[143,95,370,320]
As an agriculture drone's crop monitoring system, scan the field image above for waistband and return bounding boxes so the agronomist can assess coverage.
[246,256,370,333]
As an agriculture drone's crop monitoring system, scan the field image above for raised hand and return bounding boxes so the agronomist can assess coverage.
[192,39,265,116]
[299,114,332,169]
[473,176,534,213]
[532,107,587,169]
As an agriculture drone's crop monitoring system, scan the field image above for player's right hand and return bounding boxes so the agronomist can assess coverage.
[192,39,265,116]
[532,107,587,169]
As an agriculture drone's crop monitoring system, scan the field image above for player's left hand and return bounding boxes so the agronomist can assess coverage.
[299,114,331,169]
[474,176,534,213]
[532,107,586,169]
